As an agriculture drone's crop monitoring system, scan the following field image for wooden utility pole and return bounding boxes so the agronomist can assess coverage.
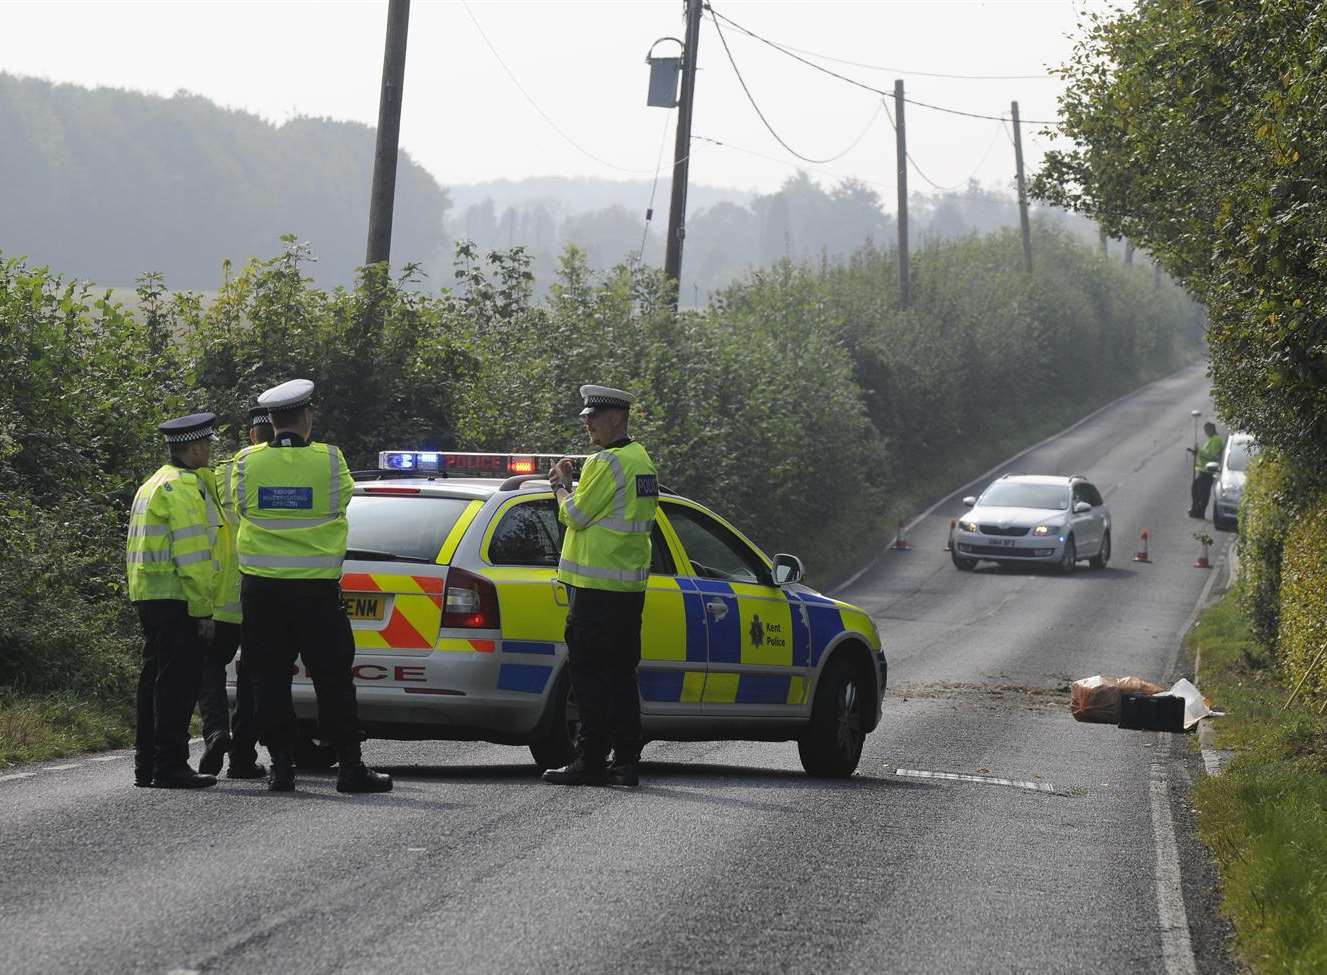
[1011,100,1032,273]
[1125,240,1135,265]
[1099,226,1108,256]
[663,0,703,308]
[365,0,411,268]
[894,80,910,307]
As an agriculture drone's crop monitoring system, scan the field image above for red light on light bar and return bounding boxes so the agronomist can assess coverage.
[364,486,422,495]
[508,457,537,474]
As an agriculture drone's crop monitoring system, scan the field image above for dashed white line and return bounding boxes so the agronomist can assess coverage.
[43,764,82,771]
[0,772,36,783]
[893,766,1057,793]
[90,755,127,762]
[407,847,427,853]
[1150,763,1197,975]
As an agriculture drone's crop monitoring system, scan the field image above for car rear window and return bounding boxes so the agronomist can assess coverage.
[980,483,1070,510]
[346,495,473,563]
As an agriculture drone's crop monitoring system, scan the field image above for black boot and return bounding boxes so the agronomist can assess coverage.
[134,767,153,788]
[198,733,230,776]
[152,766,217,789]
[268,752,295,792]
[542,754,608,786]
[336,762,392,794]
[607,759,640,787]
[226,760,268,780]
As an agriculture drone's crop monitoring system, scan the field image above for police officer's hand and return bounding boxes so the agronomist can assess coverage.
[197,618,215,644]
[549,458,575,490]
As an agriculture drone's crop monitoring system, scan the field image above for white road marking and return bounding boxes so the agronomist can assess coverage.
[1201,750,1223,776]
[893,766,1057,793]
[90,755,127,762]
[166,969,201,975]
[0,773,36,783]
[407,847,427,853]
[1150,763,1197,975]
[43,764,82,771]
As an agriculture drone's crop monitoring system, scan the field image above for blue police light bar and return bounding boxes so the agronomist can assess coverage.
[377,451,589,478]
[378,450,445,474]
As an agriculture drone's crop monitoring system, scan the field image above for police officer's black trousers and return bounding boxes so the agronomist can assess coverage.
[134,600,205,777]
[197,621,259,767]
[241,574,362,762]
[564,585,645,764]
[1190,471,1215,517]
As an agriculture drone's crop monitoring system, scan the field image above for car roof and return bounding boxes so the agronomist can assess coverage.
[989,474,1081,487]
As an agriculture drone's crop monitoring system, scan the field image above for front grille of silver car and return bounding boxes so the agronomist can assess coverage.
[978,524,1030,536]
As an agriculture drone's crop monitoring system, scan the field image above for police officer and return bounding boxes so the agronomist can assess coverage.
[1188,421,1225,519]
[543,385,658,788]
[126,413,221,789]
[232,379,391,794]
[196,406,273,779]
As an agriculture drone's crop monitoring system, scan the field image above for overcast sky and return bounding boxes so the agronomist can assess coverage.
[0,0,1122,206]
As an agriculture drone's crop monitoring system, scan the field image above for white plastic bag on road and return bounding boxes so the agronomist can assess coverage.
[1157,678,1214,729]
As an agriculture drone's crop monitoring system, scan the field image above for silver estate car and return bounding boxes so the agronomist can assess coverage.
[1212,433,1258,532]
[951,474,1111,573]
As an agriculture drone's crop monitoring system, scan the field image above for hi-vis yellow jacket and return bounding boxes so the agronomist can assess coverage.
[201,461,242,624]
[1195,434,1225,474]
[126,464,219,617]
[557,440,658,592]
[232,439,354,580]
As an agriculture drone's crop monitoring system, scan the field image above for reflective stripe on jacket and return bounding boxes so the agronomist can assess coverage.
[557,440,658,592]
[1195,434,1225,473]
[233,440,354,580]
[126,464,217,617]
[201,463,242,623]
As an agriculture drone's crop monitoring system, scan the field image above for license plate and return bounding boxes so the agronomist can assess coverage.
[342,594,386,621]
[987,538,1017,547]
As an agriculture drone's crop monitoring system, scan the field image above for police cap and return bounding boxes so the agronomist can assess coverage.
[247,406,273,428]
[257,379,314,412]
[158,412,217,444]
[578,384,635,417]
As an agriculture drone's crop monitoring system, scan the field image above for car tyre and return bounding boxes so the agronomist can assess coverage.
[1057,536,1077,575]
[798,655,867,778]
[951,553,978,571]
[529,673,579,771]
[1213,514,1236,533]
[1088,531,1111,569]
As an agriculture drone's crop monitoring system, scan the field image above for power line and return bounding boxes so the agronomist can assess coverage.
[460,0,655,176]
[749,39,1052,81]
[706,4,1059,126]
[881,97,961,192]
[638,112,675,261]
[692,134,894,193]
[710,11,888,165]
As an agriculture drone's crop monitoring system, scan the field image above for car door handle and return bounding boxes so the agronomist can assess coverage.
[551,578,569,607]
[705,599,728,621]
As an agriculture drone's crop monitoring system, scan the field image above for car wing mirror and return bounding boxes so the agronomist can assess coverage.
[1073,501,1092,514]
[1205,461,1221,474]
[772,553,804,586]
[961,496,977,507]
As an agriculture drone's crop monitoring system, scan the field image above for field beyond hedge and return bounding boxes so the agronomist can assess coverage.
[0,227,1201,763]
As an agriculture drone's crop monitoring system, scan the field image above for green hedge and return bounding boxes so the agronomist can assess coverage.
[1238,452,1294,652]
[1279,491,1327,709]
[0,227,1200,708]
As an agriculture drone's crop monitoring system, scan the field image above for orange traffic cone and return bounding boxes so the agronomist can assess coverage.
[1193,537,1211,569]
[891,519,912,551]
[1133,529,1152,563]
[943,518,956,552]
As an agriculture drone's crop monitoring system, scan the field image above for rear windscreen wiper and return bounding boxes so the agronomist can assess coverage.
[344,548,432,564]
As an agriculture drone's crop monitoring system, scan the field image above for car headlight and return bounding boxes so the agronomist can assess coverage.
[1032,524,1061,536]
[958,519,979,533]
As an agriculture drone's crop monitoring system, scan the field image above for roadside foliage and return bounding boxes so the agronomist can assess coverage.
[0,226,1198,746]
[1034,0,1327,712]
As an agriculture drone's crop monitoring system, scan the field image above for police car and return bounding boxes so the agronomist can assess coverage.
[247,451,886,779]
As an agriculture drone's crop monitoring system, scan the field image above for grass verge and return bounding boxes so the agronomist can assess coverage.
[1186,591,1327,973]
[0,693,136,768]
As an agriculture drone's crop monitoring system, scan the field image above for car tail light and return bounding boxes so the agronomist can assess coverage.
[442,567,501,629]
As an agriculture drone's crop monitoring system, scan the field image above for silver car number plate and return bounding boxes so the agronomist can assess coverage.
[987,538,1016,547]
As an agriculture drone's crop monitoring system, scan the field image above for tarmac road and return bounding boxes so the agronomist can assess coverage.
[0,364,1237,975]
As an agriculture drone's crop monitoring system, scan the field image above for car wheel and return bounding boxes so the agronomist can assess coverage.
[529,673,579,771]
[798,655,867,778]
[294,734,338,770]
[1089,531,1111,569]
[1213,514,1236,533]
[951,553,978,571]
[1057,536,1077,575]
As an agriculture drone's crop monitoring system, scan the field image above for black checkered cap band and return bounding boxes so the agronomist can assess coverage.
[248,411,273,427]
[163,426,214,444]
[585,394,631,410]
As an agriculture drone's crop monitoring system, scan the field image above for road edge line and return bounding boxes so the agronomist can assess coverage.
[834,364,1203,593]
[1150,762,1199,975]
